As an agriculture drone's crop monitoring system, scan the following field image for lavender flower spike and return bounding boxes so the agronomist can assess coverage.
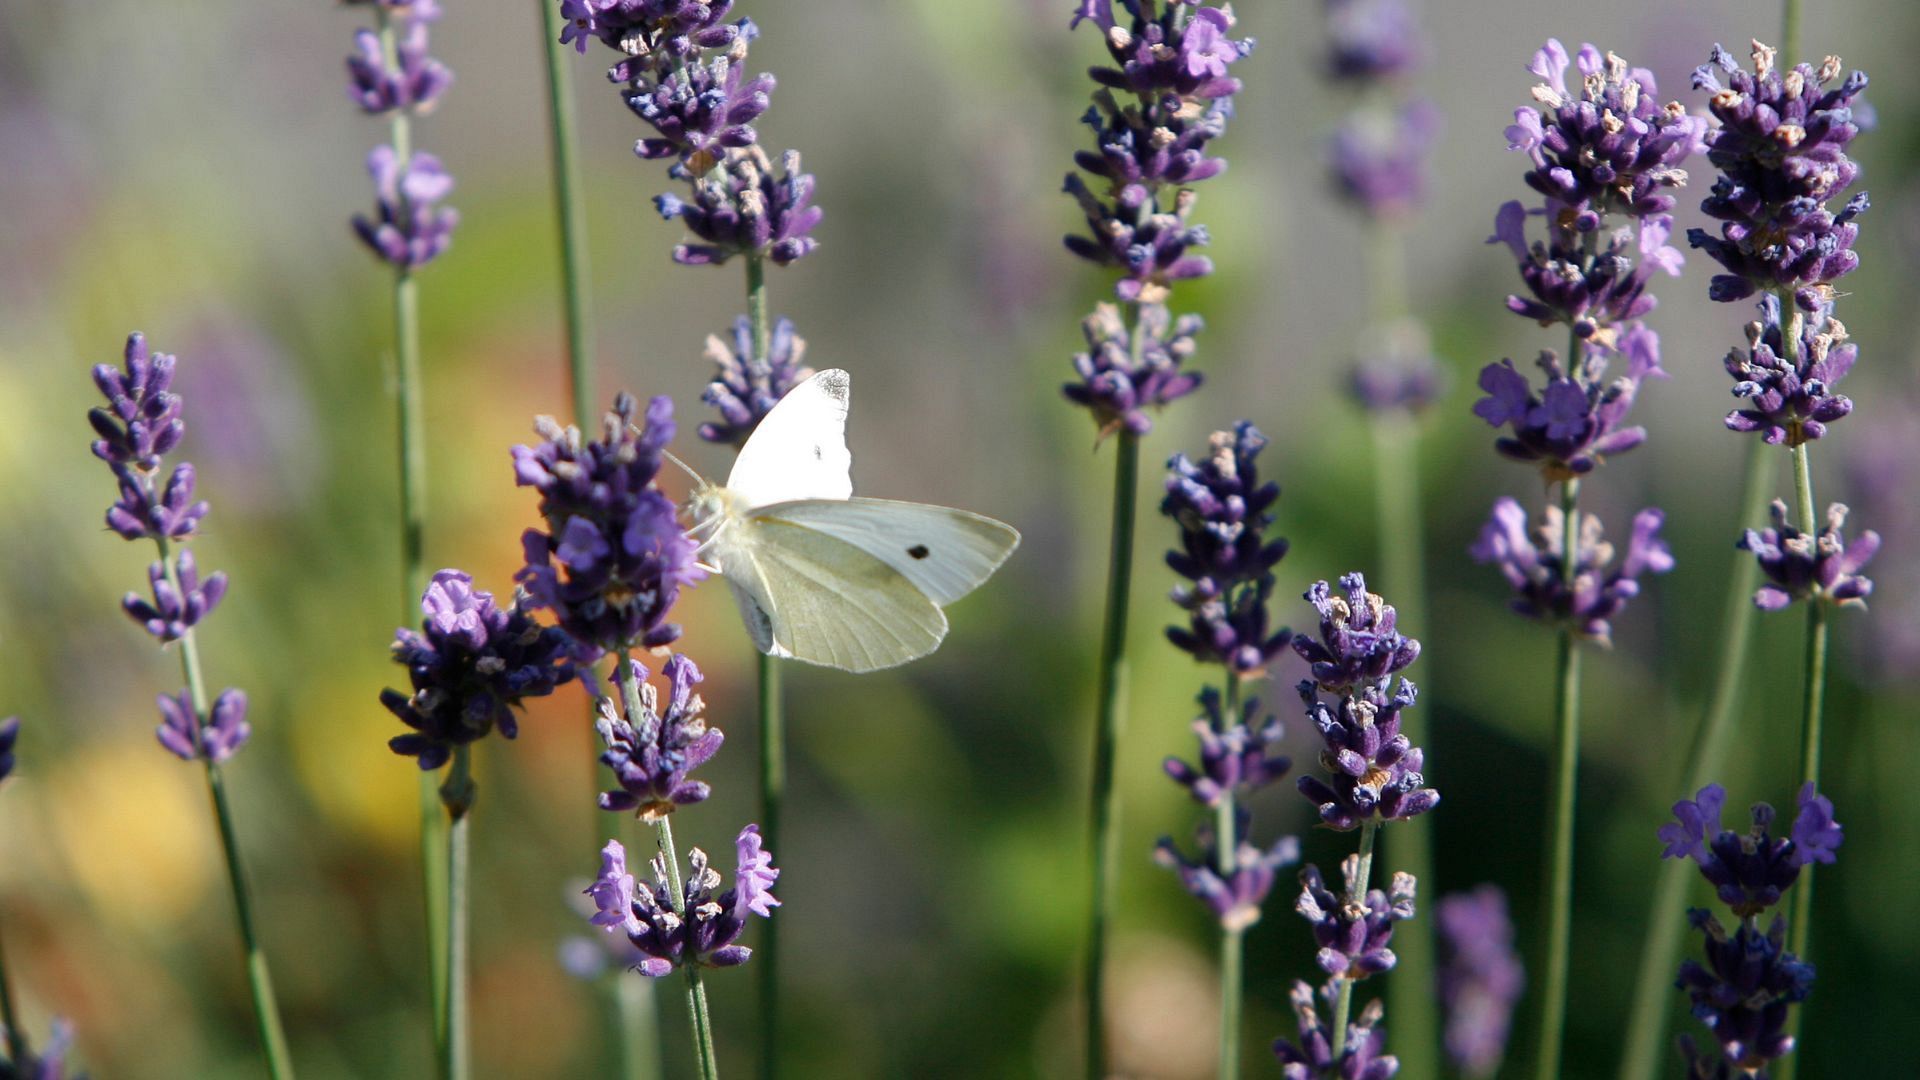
[1724,295,1856,446]
[596,654,722,820]
[1162,422,1292,674]
[352,145,460,269]
[1162,686,1290,808]
[1295,676,1437,830]
[0,716,18,783]
[654,146,821,267]
[699,315,814,447]
[1293,573,1419,693]
[1154,812,1299,931]
[1296,857,1417,980]
[1273,981,1399,1079]
[1471,497,1674,644]
[1739,500,1878,610]
[584,826,780,976]
[121,550,227,643]
[1658,782,1844,918]
[1063,302,1204,439]
[1471,335,1664,478]
[91,334,209,543]
[1436,886,1524,1078]
[156,689,252,764]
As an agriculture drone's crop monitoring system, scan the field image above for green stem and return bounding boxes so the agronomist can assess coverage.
[1330,820,1381,1059]
[535,0,597,430]
[0,922,25,1066]
[1616,437,1774,1080]
[155,539,296,1078]
[1782,0,1802,63]
[441,749,473,1080]
[653,816,721,1080]
[1533,476,1582,1080]
[756,650,783,1080]
[1216,675,1242,1080]
[615,978,661,1080]
[1776,437,1828,1080]
[746,255,771,361]
[1084,430,1139,1080]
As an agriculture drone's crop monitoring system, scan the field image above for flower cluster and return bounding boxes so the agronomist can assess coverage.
[596,655,721,819]
[1435,887,1523,1078]
[157,689,251,765]
[1659,784,1842,1075]
[1154,811,1299,932]
[1161,423,1292,675]
[1272,981,1399,1079]
[1297,857,1417,981]
[1689,41,1869,305]
[380,570,576,773]
[1060,1,1251,432]
[1322,0,1420,84]
[0,716,17,783]
[90,334,253,766]
[1063,302,1204,439]
[559,0,748,58]
[698,315,813,446]
[345,2,458,269]
[1738,500,1878,610]
[654,146,820,267]
[1471,498,1673,644]
[1293,575,1437,830]
[1348,323,1443,416]
[584,827,780,975]
[1321,0,1438,221]
[1471,324,1665,477]
[513,394,706,659]
[1723,294,1855,446]
[1162,687,1290,809]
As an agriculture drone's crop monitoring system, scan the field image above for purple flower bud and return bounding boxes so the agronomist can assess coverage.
[1471,498,1673,644]
[514,394,706,657]
[121,550,227,643]
[1740,500,1878,610]
[346,18,452,115]
[352,146,460,270]
[1658,783,1843,917]
[1322,0,1422,82]
[1063,302,1204,438]
[624,54,772,164]
[1163,686,1290,808]
[1295,858,1416,980]
[156,688,252,764]
[381,570,576,770]
[1677,913,1811,1072]
[1293,573,1419,693]
[1273,983,1399,1078]
[1154,810,1299,931]
[1436,887,1523,1078]
[655,146,820,267]
[1723,294,1856,446]
[1328,98,1441,219]
[88,333,184,471]
[1295,676,1436,830]
[583,825,779,976]
[597,655,722,819]
[558,0,746,61]
[699,315,814,446]
[1162,423,1292,675]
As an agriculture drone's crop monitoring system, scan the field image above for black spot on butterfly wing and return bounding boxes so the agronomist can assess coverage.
[813,445,823,460]
[908,544,930,560]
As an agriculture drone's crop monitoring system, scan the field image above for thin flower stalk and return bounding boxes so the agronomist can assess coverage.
[535,0,597,431]
[1085,428,1137,1077]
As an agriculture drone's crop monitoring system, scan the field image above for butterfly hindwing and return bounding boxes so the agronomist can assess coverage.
[753,497,1020,606]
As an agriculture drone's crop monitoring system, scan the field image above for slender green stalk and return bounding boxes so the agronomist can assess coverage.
[1361,212,1440,1078]
[535,0,597,430]
[0,923,25,1065]
[441,749,473,1080]
[155,539,296,1078]
[375,9,452,1070]
[1782,0,1802,63]
[615,978,661,1080]
[1330,820,1381,1059]
[1084,430,1140,1080]
[1216,675,1243,1080]
[654,816,721,1080]
[1616,437,1773,1080]
[1533,476,1583,1080]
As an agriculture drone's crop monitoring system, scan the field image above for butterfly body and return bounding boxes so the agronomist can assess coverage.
[689,370,1019,673]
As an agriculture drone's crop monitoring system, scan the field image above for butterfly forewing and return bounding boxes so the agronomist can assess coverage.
[753,498,1019,606]
[725,368,854,509]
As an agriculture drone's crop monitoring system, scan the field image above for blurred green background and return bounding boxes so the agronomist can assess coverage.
[2,0,1918,1076]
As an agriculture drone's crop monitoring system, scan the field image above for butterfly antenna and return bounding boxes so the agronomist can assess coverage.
[661,449,706,488]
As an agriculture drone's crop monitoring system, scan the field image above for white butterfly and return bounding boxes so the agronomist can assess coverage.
[685,369,1021,673]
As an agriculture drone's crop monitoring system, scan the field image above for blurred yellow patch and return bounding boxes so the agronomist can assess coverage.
[49,737,216,926]
[290,670,419,854]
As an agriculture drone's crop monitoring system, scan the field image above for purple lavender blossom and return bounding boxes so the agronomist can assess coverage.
[1294,573,1419,694]
[1472,332,1666,477]
[0,716,18,783]
[1297,858,1416,980]
[1506,41,1704,224]
[596,655,722,819]
[381,570,577,771]
[346,19,452,114]
[1328,99,1442,219]
[1154,811,1299,931]
[1162,423,1292,675]
[156,689,252,764]
[1659,783,1843,918]
[1436,886,1523,1078]
[514,394,706,657]
[1471,498,1674,644]
[624,50,772,164]
[1295,676,1436,830]
[1677,913,1811,1073]
[1071,3,1254,98]
[1488,204,1680,340]
[353,146,460,269]
[1349,354,1443,415]
[559,0,748,60]
[654,147,820,266]
[699,315,813,446]
[90,334,211,542]
[585,826,780,975]
[1063,302,1204,438]
[1076,89,1229,194]
[1724,294,1856,446]
[1063,182,1213,303]
[1739,500,1878,610]
[1162,686,1290,808]
[1689,42,1870,305]
[1273,981,1399,1079]
[1322,0,1421,82]
[121,551,227,643]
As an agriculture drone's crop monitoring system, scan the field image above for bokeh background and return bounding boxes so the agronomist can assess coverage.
[3,0,1918,1076]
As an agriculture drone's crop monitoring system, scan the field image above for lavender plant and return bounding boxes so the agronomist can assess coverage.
[1316,2,1444,1065]
[87,334,294,1077]
[341,1,462,1069]
[1155,422,1294,1078]
[1657,784,1842,1078]
[1473,39,1692,1079]
[559,10,819,1067]
[1435,887,1523,1078]
[1271,574,1437,1077]
[1057,6,1253,1071]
